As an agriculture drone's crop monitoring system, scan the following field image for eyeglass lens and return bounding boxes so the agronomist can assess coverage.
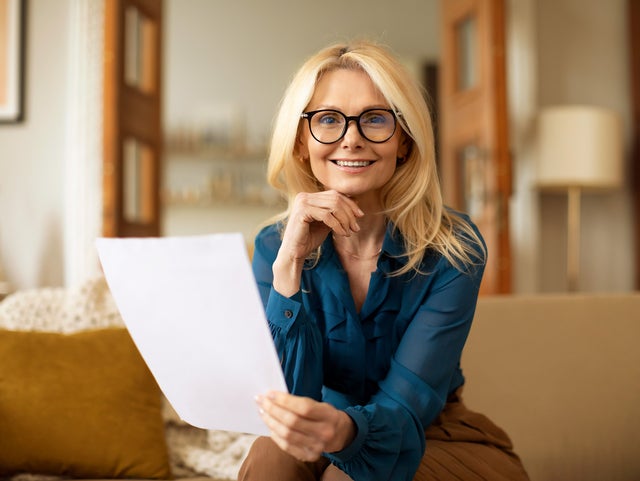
[307,109,396,144]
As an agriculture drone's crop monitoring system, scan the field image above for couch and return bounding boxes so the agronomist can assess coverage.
[0,278,638,481]
[463,293,640,481]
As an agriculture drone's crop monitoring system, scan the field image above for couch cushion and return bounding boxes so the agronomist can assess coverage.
[462,293,640,481]
[0,327,172,479]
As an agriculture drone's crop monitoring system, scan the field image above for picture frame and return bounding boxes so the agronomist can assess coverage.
[0,0,25,123]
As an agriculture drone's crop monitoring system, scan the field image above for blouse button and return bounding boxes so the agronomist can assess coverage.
[284,309,293,319]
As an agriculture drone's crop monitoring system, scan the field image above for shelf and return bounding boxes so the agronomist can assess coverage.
[163,143,277,208]
[162,194,284,208]
[164,143,267,161]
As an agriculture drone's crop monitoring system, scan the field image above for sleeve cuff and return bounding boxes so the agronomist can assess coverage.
[265,287,303,334]
[324,407,369,463]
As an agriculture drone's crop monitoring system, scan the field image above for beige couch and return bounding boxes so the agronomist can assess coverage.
[1,281,639,480]
[463,293,640,481]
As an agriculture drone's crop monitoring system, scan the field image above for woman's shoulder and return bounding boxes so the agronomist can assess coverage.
[445,206,475,228]
[445,208,484,242]
[438,207,487,269]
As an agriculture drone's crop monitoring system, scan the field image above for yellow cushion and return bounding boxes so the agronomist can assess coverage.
[0,328,172,479]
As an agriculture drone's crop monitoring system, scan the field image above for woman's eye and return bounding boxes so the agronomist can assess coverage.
[317,113,342,125]
[362,112,388,125]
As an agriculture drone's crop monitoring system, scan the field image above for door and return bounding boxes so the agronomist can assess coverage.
[439,0,511,294]
[103,0,163,237]
[629,0,640,289]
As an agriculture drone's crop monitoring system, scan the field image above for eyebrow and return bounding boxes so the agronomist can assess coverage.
[308,104,391,112]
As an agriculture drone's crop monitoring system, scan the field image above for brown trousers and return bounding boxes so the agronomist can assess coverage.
[237,390,530,481]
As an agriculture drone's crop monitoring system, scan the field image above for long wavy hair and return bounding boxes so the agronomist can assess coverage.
[265,40,485,275]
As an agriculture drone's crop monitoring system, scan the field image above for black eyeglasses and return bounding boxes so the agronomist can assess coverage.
[300,108,400,144]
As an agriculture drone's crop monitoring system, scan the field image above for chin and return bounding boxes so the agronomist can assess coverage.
[322,183,362,196]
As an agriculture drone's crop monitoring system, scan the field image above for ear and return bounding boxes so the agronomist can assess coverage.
[294,136,310,161]
[397,132,412,160]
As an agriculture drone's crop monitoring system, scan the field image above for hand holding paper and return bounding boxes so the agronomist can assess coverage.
[96,233,287,436]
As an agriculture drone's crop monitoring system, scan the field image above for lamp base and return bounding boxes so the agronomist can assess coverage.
[567,186,581,292]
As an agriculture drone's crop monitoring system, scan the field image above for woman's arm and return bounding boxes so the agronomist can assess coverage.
[254,228,359,459]
[253,226,324,400]
[270,190,363,296]
[252,191,363,399]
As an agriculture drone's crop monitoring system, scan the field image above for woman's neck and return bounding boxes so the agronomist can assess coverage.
[332,208,386,259]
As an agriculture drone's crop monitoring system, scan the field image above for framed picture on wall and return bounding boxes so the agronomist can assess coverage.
[0,0,25,123]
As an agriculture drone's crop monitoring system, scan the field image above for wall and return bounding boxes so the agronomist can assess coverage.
[165,0,636,293]
[0,0,635,292]
[164,0,440,150]
[507,0,540,293]
[536,0,635,292]
[162,0,440,239]
[0,0,71,290]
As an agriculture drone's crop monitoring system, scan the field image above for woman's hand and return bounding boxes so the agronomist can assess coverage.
[273,190,364,297]
[256,391,356,462]
[282,190,364,260]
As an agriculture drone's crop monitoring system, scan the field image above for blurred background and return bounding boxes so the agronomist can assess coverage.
[0,0,637,296]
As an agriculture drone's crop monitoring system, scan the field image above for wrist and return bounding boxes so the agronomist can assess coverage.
[328,410,356,453]
[272,255,305,298]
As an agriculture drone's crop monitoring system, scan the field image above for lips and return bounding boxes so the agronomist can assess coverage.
[333,160,374,167]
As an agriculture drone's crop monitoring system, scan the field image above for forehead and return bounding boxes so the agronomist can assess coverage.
[309,68,388,109]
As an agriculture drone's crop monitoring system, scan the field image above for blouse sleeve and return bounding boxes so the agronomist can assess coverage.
[325,244,486,480]
[252,226,323,401]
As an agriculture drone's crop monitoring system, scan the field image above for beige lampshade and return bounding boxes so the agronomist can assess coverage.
[537,106,624,190]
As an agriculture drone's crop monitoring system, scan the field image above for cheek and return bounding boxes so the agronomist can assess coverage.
[306,139,334,166]
[308,153,329,179]
[381,139,403,164]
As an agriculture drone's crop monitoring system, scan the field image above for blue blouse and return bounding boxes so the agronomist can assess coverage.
[252,215,485,481]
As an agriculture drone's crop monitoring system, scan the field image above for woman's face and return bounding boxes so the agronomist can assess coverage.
[297,68,408,205]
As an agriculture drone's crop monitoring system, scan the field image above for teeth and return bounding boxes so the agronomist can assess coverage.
[336,160,371,167]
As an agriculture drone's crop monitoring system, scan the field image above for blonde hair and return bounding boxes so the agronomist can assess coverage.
[266,40,485,274]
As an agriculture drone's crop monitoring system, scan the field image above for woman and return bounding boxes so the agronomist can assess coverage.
[238,41,529,481]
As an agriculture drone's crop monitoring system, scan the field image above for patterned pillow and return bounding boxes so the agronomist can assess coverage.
[0,277,123,333]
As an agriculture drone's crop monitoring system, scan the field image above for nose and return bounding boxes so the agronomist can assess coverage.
[342,119,364,145]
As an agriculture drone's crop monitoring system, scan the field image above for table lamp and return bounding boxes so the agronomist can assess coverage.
[537,105,624,291]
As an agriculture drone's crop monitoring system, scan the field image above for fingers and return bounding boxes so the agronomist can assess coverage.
[262,391,327,420]
[260,410,324,461]
[256,392,338,461]
[275,190,366,280]
[328,208,360,237]
[295,191,364,237]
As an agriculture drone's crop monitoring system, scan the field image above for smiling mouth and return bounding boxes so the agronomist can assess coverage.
[333,160,374,167]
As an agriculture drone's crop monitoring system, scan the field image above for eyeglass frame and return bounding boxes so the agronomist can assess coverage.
[300,108,401,144]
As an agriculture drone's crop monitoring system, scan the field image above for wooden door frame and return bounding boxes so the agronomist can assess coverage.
[439,0,512,294]
[103,0,163,238]
[629,0,640,289]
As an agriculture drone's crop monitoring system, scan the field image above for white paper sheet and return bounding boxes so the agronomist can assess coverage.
[96,233,287,435]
